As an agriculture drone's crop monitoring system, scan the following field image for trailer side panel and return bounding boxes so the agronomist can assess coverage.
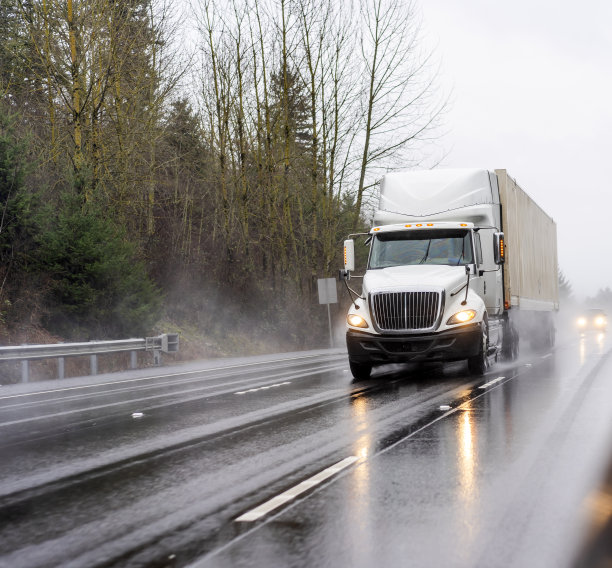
[496,169,559,311]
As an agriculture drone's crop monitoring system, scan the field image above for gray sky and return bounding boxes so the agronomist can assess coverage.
[419,0,612,300]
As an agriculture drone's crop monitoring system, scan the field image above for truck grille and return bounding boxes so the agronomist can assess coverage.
[371,291,442,331]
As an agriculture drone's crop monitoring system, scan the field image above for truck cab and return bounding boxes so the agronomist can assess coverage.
[341,168,556,380]
[343,221,505,379]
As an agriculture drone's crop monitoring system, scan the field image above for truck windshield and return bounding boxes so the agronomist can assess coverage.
[369,229,473,269]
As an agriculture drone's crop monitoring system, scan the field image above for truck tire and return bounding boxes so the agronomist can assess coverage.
[501,320,519,361]
[349,359,372,381]
[532,314,555,351]
[468,319,489,376]
[543,321,556,350]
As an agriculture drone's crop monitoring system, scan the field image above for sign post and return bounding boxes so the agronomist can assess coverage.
[317,278,338,348]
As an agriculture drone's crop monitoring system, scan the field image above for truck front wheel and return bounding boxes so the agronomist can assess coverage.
[468,319,489,376]
[349,359,372,381]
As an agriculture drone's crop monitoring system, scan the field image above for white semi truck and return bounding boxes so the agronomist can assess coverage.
[341,169,558,380]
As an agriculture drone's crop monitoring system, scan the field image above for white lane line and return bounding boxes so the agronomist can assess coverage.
[479,376,506,390]
[235,456,359,522]
[541,353,553,359]
[234,382,292,395]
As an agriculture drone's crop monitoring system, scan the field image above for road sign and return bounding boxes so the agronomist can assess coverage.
[317,278,337,348]
[317,278,337,305]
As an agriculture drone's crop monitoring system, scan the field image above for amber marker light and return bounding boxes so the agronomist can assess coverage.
[347,314,369,328]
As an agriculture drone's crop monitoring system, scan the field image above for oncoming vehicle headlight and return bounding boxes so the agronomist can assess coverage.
[595,316,606,327]
[447,309,477,325]
[347,314,369,328]
[577,317,587,327]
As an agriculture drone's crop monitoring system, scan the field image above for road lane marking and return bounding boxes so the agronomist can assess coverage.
[479,376,506,389]
[235,456,359,522]
[234,382,291,395]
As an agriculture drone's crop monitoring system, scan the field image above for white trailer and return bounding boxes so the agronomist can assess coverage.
[341,168,558,380]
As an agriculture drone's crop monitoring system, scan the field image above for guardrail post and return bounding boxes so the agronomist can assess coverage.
[90,354,98,376]
[153,350,162,366]
[58,357,65,380]
[21,359,29,383]
[130,351,137,369]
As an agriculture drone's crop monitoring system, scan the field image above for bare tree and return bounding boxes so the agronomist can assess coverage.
[352,0,446,227]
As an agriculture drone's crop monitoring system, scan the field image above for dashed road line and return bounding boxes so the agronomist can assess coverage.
[479,376,506,389]
[234,382,291,395]
[235,456,359,522]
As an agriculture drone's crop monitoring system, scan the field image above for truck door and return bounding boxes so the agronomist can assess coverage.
[476,228,504,315]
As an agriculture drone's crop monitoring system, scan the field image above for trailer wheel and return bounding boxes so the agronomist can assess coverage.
[349,360,372,381]
[543,321,556,350]
[468,319,489,375]
[502,320,519,361]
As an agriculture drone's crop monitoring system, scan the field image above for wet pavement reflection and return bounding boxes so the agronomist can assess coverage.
[198,332,612,568]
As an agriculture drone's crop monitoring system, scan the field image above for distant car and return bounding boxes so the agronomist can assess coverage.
[576,309,608,332]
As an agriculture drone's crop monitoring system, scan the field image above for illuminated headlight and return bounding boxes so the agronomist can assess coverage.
[577,317,587,327]
[595,316,606,327]
[447,309,477,325]
[347,314,369,328]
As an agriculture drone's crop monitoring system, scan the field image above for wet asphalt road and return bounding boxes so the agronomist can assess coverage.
[0,333,611,568]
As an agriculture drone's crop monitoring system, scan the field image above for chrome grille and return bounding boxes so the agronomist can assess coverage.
[371,291,442,331]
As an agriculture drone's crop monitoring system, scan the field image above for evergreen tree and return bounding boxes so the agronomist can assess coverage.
[36,193,161,339]
[0,106,35,285]
[558,269,573,303]
[586,287,612,312]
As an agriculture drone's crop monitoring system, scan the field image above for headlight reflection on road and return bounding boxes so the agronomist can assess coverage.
[597,333,605,353]
[455,401,480,555]
[457,404,477,501]
[350,395,372,491]
[347,394,373,557]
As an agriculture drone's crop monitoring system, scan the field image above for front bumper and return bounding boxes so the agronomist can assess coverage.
[347,322,482,364]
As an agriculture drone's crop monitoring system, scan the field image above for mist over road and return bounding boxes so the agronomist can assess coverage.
[1,336,611,567]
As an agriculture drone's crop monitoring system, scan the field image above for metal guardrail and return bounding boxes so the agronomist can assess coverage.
[0,333,179,382]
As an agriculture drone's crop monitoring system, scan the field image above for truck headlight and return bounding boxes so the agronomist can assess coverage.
[595,316,606,327]
[577,317,587,327]
[347,314,369,328]
[447,309,476,325]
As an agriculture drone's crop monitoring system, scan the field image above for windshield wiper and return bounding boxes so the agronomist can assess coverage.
[418,240,432,264]
[456,239,465,265]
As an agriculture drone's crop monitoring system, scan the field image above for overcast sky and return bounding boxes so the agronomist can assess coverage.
[418,0,612,300]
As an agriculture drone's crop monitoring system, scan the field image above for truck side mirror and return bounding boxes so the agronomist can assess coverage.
[494,232,505,264]
[344,239,355,272]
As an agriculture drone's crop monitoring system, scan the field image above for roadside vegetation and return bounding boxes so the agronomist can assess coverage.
[0,0,445,355]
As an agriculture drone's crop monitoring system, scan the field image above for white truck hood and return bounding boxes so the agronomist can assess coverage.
[363,265,467,295]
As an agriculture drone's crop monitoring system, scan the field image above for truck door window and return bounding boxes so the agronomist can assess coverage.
[369,230,473,269]
[474,232,483,266]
